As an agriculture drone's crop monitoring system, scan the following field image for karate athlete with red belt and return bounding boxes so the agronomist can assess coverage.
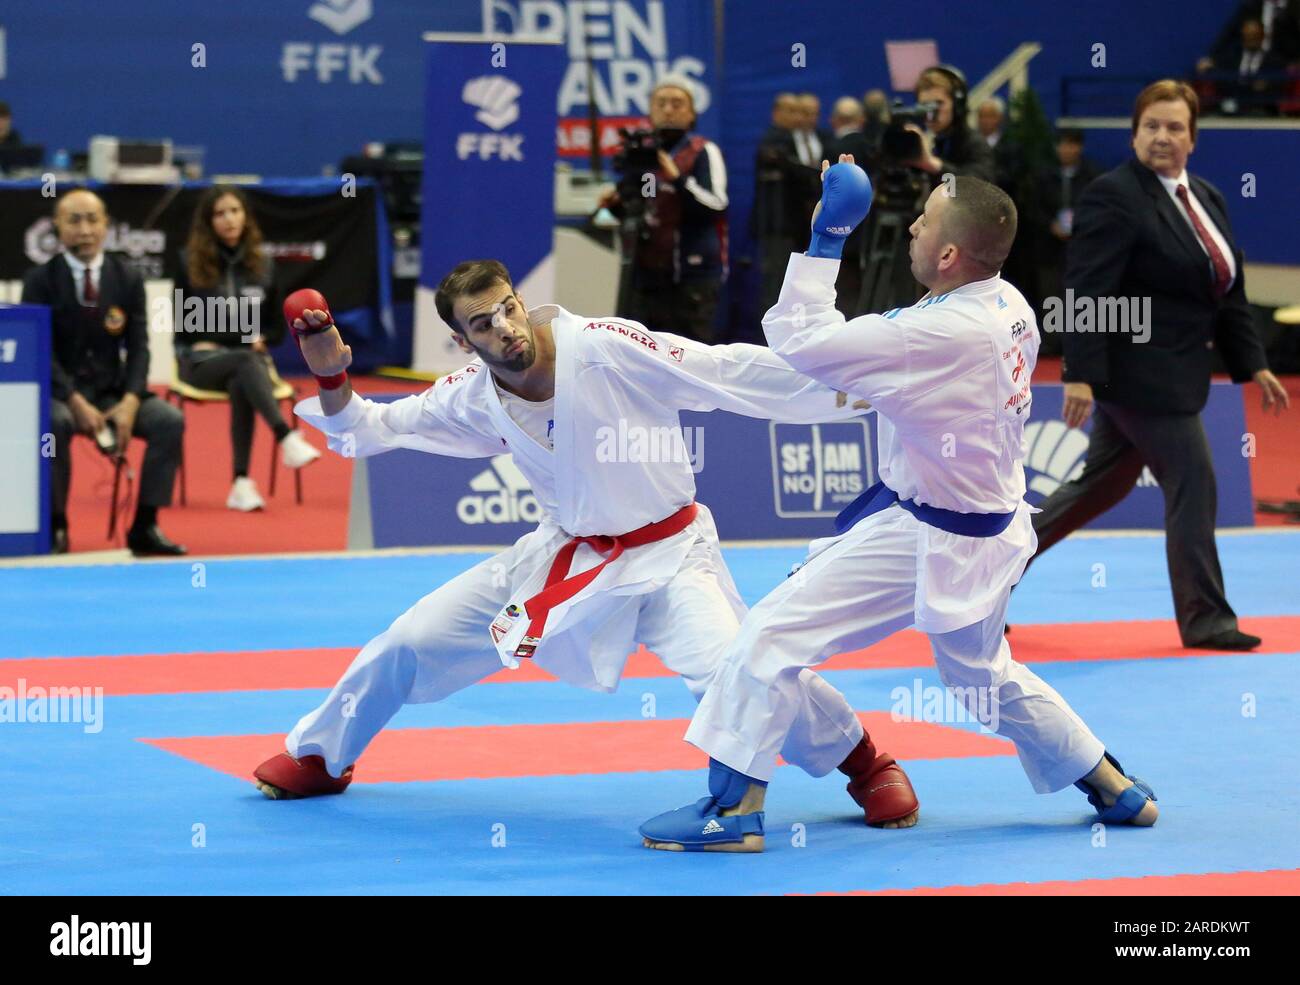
[253,260,918,832]
[640,160,1159,852]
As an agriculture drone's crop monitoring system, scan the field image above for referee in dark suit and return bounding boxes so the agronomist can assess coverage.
[1026,80,1289,650]
[22,189,186,556]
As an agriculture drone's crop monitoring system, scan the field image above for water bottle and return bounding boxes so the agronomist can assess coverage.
[53,148,70,171]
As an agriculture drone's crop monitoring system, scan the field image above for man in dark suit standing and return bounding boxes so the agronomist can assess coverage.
[1031,128,1101,349]
[22,189,186,556]
[754,93,811,315]
[827,96,879,317]
[1025,81,1289,650]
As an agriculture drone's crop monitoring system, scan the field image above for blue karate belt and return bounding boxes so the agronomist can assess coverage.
[834,481,1015,538]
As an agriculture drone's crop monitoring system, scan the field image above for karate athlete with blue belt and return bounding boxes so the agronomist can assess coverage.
[641,158,1159,852]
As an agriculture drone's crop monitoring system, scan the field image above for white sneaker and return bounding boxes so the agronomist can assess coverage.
[280,429,321,469]
[226,476,266,512]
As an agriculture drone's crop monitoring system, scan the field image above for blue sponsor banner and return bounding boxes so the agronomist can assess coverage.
[485,0,719,160]
[354,381,1253,547]
[414,33,564,371]
[357,402,884,546]
[0,304,52,556]
[1024,381,1254,529]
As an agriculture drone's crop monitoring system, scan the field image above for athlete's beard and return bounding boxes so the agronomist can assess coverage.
[475,329,536,373]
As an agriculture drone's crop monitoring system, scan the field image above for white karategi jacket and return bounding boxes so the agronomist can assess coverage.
[296,304,862,688]
[763,254,1041,633]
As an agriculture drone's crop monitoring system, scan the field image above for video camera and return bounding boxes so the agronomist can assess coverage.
[879,100,939,167]
[611,127,661,178]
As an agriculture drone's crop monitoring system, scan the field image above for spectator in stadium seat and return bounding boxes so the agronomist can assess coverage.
[1209,18,1289,113]
[0,101,22,148]
[175,185,319,512]
[1199,0,1300,70]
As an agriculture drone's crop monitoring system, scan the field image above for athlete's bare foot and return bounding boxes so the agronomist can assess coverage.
[254,779,299,799]
[874,808,919,829]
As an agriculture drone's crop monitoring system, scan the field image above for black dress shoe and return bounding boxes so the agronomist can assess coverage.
[1186,629,1261,651]
[51,528,69,555]
[126,525,188,557]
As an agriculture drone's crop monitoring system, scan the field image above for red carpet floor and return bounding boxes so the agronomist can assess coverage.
[60,366,1298,557]
[62,375,423,556]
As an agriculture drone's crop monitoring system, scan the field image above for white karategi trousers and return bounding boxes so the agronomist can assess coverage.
[686,503,1107,793]
[286,516,865,779]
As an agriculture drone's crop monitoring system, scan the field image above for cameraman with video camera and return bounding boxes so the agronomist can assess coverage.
[900,66,996,188]
[850,65,996,315]
[599,75,728,343]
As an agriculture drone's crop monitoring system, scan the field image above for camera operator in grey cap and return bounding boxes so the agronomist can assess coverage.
[599,74,729,343]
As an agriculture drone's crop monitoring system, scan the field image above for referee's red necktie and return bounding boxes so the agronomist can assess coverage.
[82,266,99,306]
[1175,184,1231,299]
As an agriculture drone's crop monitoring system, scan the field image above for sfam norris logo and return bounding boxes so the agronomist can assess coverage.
[770,421,874,518]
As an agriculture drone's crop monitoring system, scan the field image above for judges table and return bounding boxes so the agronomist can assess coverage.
[345,382,1255,550]
[0,304,51,556]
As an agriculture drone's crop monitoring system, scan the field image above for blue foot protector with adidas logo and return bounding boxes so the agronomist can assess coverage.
[639,759,766,850]
[1075,751,1157,824]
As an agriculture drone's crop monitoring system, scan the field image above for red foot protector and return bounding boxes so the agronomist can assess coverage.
[838,736,919,826]
[254,752,353,796]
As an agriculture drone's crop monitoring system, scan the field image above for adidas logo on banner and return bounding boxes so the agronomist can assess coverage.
[701,819,725,835]
[456,455,541,525]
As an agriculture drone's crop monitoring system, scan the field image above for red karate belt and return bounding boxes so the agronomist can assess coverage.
[514,502,699,658]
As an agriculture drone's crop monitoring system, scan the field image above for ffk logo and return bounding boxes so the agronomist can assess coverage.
[282,0,382,84]
[463,75,522,130]
[308,0,373,35]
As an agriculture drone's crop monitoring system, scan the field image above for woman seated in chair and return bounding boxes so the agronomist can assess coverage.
[175,185,319,511]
